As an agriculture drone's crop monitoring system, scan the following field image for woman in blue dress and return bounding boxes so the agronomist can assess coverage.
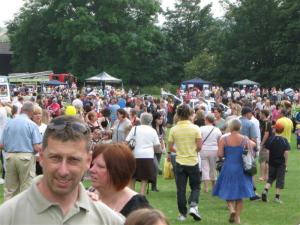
[213,118,255,224]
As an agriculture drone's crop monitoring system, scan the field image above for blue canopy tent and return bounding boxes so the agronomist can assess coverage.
[182,77,212,85]
[181,77,211,89]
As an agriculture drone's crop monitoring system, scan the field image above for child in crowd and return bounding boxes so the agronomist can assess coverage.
[261,122,290,203]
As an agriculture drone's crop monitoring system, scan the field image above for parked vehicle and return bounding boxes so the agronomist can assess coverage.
[188,97,230,115]
[0,76,11,102]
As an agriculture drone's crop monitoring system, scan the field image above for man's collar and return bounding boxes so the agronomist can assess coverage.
[28,176,91,214]
[177,120,192,124]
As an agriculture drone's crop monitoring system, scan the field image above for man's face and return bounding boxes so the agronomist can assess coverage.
[246,112,252,120]
[39,137,91,197]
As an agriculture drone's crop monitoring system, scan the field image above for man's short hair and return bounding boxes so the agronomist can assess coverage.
[21,101,34,113]
[42,115,91,151]
[241,106,252,115]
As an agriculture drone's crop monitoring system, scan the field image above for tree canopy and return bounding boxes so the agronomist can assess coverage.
[6,0,300,87]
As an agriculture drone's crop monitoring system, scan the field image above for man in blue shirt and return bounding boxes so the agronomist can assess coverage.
[109,97,120,124]
[239,106,260,201]
[239,107,257,142]
[0,101,42,200]
[118,95,126,109]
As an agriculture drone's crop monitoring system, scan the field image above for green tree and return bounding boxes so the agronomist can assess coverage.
[7,0,167,84]
[184,49,217,81]
[215,0,300,87]
[272,0,300,87]
[216,0,280,86]
[163,0,218,83]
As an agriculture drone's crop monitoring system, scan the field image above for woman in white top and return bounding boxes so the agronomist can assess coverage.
[126,112,160,195]
[199,114,222,192]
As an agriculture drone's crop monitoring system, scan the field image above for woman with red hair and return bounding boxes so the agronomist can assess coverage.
[89,144,151,217]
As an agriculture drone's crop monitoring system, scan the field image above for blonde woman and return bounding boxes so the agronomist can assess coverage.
[32,104,48,175]
[213,119,255,224]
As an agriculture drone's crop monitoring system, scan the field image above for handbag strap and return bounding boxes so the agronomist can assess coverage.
[133,126,137,137]
[202,127,215,144]
[116,121,121,142]
[241,136,248,148]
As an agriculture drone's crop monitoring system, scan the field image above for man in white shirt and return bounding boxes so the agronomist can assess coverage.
[72,94,83,110]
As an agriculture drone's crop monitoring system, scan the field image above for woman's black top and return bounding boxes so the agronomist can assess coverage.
[120,194,151,217]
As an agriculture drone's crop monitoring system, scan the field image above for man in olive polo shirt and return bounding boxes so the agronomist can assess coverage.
[168,104,202,221]
[0,116,124,225]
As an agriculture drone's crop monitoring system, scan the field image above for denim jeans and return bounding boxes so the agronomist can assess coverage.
[175,162,201,216]
[170,153,177,179]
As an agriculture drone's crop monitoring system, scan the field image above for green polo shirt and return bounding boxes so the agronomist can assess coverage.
[168,120,202,166]
[0,176,125,225]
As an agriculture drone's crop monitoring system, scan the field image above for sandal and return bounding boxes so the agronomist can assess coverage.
[229,212,236,223]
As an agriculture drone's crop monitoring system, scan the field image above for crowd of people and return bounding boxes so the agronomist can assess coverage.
[0,83,298,224]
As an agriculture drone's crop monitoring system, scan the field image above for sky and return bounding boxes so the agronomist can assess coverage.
[0,0,226,27]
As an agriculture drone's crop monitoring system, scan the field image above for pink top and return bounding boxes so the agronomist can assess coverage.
[272,108,280,122]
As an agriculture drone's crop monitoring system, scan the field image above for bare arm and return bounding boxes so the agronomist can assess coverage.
[33,143,42,153]
[261,131,269,146]
[248,138,257,149]
[168,141,176,153]
[217,137,225,158]
[284,150,288,166]
[125,124,132,138]
[154,144,162,153]
[196,138,202,152]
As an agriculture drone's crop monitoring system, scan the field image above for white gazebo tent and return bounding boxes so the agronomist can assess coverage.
[85,71,123,89]
[232,79,260,87]
[85,71,122,83]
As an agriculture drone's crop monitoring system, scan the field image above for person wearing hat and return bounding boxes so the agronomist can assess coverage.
[239,106,260,201]
[276,108,293,171]
[239,106,257,143]
[276,108,293,143]
[261,122,290,204]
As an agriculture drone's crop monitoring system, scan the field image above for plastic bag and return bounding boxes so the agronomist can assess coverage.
[242,148,257,176]
[163,158,174,179]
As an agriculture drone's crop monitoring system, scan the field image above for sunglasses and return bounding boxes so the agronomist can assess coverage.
[48,121,90,134]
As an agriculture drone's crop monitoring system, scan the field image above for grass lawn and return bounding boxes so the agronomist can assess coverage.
[0,137,299,225]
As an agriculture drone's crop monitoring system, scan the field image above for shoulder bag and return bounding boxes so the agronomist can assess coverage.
[128,126,137,151]
[242,137,257,176]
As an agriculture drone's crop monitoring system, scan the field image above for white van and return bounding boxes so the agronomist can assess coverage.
[0,76,11,102]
